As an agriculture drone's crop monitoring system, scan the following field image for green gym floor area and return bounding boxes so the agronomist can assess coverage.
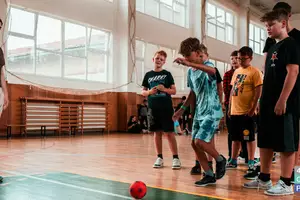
[0,172,221,200]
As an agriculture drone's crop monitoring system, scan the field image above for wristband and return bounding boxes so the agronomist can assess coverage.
[181,105,187,111]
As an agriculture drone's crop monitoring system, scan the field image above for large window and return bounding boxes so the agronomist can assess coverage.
[7,7,111,83]
[249,23,267,55]
[135,39,186,91]
[206,2,235,45]
[210,59,230,79]
[136,0,188,28]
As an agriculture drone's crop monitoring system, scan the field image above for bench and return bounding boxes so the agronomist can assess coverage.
[16,97,109,137]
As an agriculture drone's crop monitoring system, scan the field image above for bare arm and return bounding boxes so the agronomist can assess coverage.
[278,64,299,103]
[250,85,262,112]
[162,84,176,95]
[188,62,216,75]
[217,82,223,104]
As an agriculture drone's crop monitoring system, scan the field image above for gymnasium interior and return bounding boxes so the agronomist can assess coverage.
[0,0,299,199]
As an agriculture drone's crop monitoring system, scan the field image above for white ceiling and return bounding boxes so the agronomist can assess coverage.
[250,0,300,14]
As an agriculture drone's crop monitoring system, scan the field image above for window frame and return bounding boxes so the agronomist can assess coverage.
[205,1,236,45]
[249,22,267,56]
[6,6,112,83]
[136,0,188,28]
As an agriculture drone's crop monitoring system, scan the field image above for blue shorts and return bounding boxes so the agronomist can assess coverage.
[192,116,221,142]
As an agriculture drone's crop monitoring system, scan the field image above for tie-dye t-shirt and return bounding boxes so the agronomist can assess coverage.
[187,61,223,121]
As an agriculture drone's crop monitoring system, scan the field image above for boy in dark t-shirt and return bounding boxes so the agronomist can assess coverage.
[244,9,300,196]
[141,50,181,170]
[261,1,300,184]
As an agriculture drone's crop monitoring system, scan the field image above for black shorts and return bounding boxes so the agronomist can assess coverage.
[258,112,299,152]
[147,106,174,132]
[231,115,255,142]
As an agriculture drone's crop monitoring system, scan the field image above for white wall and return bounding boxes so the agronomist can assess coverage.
[291,14,300,29]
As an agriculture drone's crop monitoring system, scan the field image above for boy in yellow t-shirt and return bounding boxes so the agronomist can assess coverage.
[227,46,263,180]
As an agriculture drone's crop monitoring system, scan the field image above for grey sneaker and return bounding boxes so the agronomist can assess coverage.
[243,177,272,189]
[264,180,294,196]
[153,157,163,168]
[172,158,181,169]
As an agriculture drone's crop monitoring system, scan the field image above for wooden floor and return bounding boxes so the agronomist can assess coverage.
[0,132,299,200]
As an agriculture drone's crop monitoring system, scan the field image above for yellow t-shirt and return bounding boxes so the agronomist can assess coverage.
[230,66,263,115]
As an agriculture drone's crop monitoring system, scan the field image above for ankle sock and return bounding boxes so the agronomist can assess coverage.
[205,169,214,177]
[173,155,179,159]
[195,160,200,166]
[258,173,271,182]
[230,158,237,165]
[158,154,163,159]
[280,176,291,186]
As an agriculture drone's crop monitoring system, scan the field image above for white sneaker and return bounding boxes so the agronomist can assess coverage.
[243,177,272,189]
[153,157,163,168]
[172,158,181,169]
[264,180,294,196]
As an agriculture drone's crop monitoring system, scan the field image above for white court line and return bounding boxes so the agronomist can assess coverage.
[1,170,132,199]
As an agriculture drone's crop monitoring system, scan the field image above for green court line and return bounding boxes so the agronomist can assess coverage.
[0,171,221,200]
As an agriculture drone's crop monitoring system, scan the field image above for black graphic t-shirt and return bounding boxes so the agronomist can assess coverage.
[142,69,175,109]
[260,37,300,115]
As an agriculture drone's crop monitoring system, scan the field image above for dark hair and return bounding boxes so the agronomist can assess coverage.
[238,46,253,57]
[0,19,2,26]
[179,37,204,57]
[260,8,289,22]
[182,96,186,100]
[154,50,167,58]
[273,2,291,13]
[143,99,147,103]
[230,50,238,57]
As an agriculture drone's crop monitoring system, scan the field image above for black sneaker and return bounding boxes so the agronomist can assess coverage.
[215,155,226,179]
[291,170,295,184]
[244,167,258,180]
[190,165,201,175]
[195,175,216,187]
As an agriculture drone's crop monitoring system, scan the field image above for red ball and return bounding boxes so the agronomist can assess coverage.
[129,181,147,199]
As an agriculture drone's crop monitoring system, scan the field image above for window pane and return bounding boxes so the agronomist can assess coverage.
[217,27,225,42]
[260,41,265,55]
[36,50,61,77]
[136,40,145,58]
[65,22,86,57]
[177,0,185,4]
[254,42,260,54]
[174,76,183,90]
[136,0,144,12]
[37,15,62,52]
[261,29,266,40]
[216,8,225,27]
[64,55,87,80]
[226,12,233,25]
[160,0,172,6]
[249,40,254,50]
[87,51,107,82]
[88,28,109,51]
[207,22,216,38]
[255,26,260,42]
[9,8,35,36]
[160,3,173,23]
[174,2,185,27]
[145,0,159,18]
[7,36,34,74]
[217,61,225,77]
[249,24,254,40]
[207,3,216,19]
[226,26,233,44]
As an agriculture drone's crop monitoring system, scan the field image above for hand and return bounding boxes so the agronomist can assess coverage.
[227,108,231,118]
[149,87,158,95]
[247,107,256,117]
[274,99,286,115]
[3,95,8,110]
[172,109,184,122]
[173,58,191,67]
[156,84,165,91]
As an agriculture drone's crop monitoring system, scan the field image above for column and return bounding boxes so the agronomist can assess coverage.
[238,0,250,47]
